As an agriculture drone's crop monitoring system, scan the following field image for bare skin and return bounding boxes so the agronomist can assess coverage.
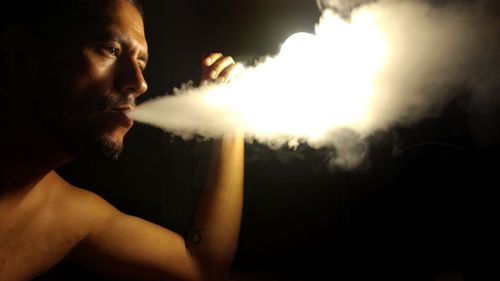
[0,1,244,280]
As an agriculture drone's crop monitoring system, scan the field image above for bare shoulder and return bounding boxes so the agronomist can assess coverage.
[47,171,122,230]
[47,172,122,240]
[0,171,123,280]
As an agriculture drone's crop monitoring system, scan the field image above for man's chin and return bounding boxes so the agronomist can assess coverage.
[66,135,124,162]
[98,136,124,160]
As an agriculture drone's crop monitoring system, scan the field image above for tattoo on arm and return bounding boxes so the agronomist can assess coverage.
[188,228,205,246]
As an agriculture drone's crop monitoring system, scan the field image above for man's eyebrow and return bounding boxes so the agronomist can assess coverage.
[97,31,149,64]
[138,53,149,66]
[93,30,122,44]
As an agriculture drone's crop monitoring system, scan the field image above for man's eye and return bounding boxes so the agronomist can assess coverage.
[104,46,120,56]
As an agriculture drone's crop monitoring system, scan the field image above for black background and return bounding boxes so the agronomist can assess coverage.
[40,0,500,280]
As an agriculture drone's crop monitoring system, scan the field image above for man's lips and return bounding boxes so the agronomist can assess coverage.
[107,104,135,128]
[111,104,135,112]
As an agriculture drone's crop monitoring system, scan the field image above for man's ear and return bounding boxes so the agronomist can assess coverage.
[1,26,41,77]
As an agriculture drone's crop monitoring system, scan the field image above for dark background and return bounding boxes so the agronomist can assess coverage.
[44,0,500,280]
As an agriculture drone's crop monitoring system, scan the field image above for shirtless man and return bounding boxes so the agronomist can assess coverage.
[0,0,244,280]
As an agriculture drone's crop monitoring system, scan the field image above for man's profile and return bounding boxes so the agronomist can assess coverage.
[0,0,244,280]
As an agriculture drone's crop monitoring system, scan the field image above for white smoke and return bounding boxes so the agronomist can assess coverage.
[129,0,500,170]
[316,0,376,18]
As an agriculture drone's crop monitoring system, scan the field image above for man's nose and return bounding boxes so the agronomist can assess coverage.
[116,59,148,97]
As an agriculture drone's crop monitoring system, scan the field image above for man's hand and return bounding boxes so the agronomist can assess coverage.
[202,53,244,83]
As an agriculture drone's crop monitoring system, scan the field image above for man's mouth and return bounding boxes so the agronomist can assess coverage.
[107,104,135,128]
[111,104,134,113]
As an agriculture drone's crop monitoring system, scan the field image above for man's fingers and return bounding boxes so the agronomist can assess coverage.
[208,56,235,80]
[202,53,224,81]
[218,63,245,82]
[202,53,244,82]
[203,53,223,67]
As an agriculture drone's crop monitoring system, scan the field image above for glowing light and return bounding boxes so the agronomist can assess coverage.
[279,32,317,58]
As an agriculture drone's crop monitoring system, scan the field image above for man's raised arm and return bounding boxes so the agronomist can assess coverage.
[185,52,245,278]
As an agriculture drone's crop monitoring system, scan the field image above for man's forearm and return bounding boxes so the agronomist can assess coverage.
[186,135,244,278]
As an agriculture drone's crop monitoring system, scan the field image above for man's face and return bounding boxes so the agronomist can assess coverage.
[36,0,148,160]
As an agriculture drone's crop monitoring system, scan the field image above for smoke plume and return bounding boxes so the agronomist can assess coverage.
[316,0,376,18]
[129,0,500,170]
